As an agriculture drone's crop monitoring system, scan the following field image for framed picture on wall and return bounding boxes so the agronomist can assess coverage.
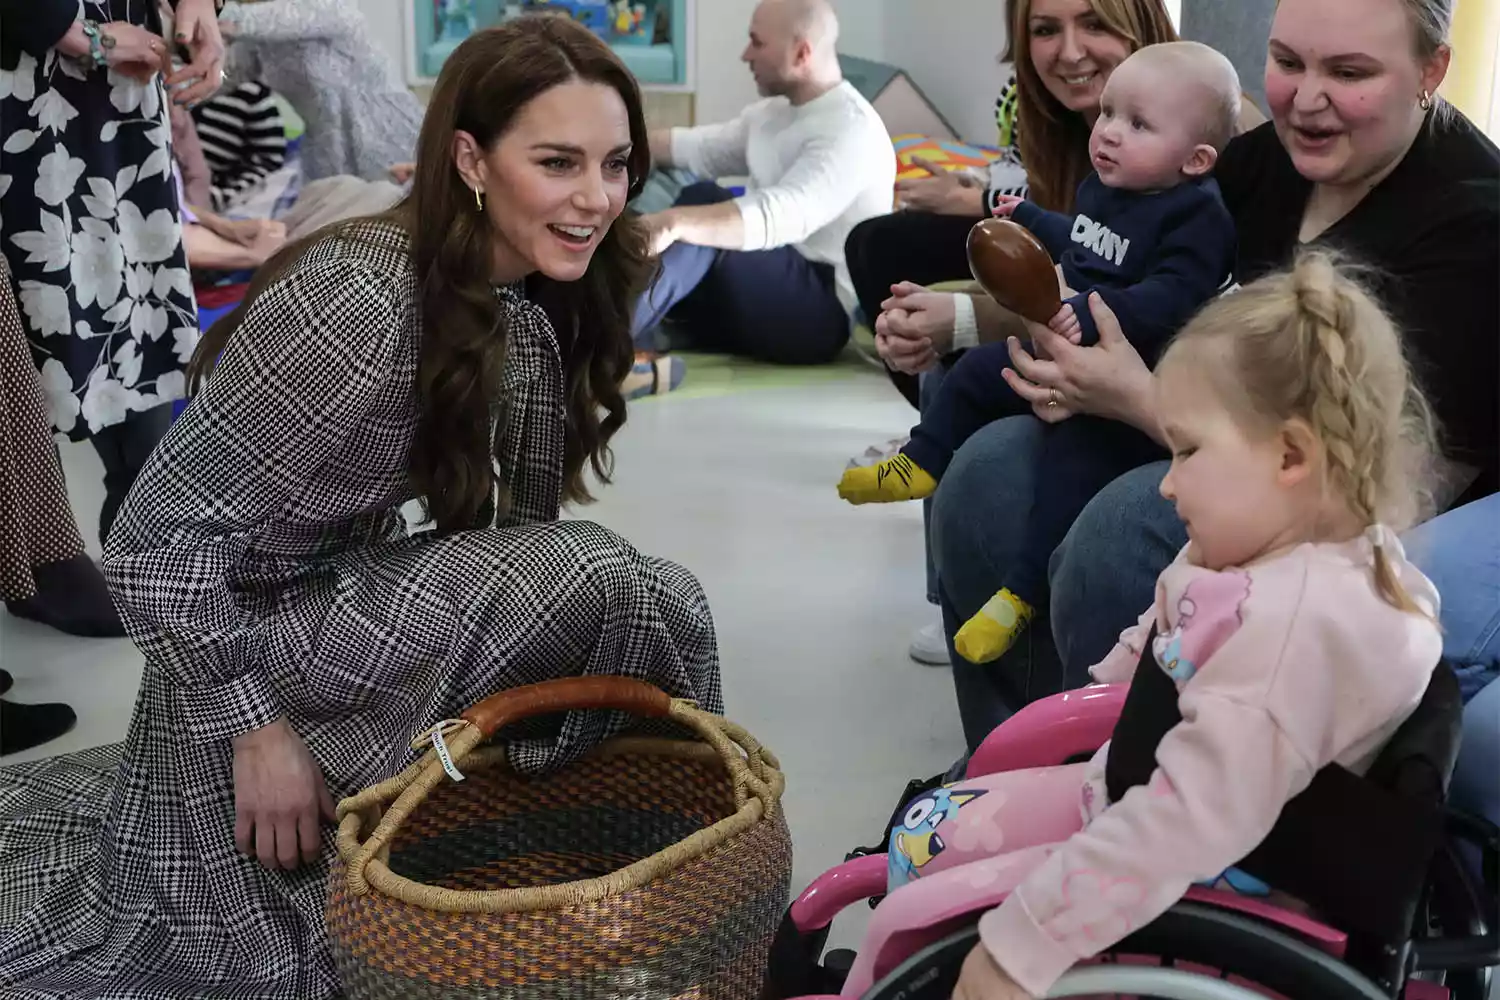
[402,0,695,91]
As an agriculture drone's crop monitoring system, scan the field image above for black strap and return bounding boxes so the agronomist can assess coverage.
[1104,626,1178,805]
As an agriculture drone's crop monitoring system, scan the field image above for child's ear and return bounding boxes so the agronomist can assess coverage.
[1183,144,1218,178]
[1277,418,1320,488]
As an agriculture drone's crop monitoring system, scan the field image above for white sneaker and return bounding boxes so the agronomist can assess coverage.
[848,436,909,470]
[908,622,951,666]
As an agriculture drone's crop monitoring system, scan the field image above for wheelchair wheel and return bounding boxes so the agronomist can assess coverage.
[863,901,1392,999]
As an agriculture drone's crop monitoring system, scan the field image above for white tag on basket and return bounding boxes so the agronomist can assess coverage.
[431,727,465,783]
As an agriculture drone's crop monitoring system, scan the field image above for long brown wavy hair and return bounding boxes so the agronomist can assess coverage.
[188,17,652,534]
[1011,0,1178,212]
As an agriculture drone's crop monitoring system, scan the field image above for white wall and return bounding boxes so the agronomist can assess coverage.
[350,0,884,124]
[833,0,887,63]
[880,0,1009,145]
[691,0,759,124]
[356,0,407,80]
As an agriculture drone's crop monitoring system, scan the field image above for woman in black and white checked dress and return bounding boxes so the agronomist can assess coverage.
[0,18,720,999]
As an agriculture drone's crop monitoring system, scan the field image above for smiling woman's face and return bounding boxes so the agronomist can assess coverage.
[1264,0,1446,187]
[454,78,635,284]
[1026,0,1135,117]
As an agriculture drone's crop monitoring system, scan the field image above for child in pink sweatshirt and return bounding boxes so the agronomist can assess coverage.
[846,251,1445,1000]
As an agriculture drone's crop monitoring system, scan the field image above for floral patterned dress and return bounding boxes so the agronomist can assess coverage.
[0,0,199,441]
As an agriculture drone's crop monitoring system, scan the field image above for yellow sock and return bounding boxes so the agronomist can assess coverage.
[837,454,937,505]
[954,588,1035,664]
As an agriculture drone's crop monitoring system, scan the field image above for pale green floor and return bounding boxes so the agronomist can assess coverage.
[662,346,881,400]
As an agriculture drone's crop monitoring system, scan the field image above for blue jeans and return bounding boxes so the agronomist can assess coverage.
[930,417,1066,746]
[910,347,1163,604]
[930,423,1181,749]
[1048,460,1184,673]
[920,366,947,605]
[1455,675,1500,825]
[1404,495,1500,836]
[1403,495,1500,698]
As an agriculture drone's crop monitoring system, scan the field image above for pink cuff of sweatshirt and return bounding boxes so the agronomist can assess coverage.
[978,893,1078,998]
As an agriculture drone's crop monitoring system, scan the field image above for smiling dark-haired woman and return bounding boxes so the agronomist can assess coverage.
[0,18,721,999]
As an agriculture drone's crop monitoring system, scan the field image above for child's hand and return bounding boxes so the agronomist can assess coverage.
[952,945,1035,1000]
[225,218,286,249]
[1049,303,1084,344]
[990,194,1025,218]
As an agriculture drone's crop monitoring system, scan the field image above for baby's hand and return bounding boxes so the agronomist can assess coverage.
[990,194,1025,218]
[1049,303,1083,344]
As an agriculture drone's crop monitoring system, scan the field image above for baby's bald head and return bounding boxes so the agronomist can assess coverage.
[1126,41,1242,152]
[1092,41,1243,190]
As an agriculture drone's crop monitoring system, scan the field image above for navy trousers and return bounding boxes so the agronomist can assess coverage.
[905,341,1165,603]
[632,182,849,365]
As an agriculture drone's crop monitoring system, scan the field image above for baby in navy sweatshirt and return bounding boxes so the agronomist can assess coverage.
[840,42,1241,666]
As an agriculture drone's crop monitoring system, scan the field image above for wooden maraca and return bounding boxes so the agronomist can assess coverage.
[966,218,1062,325]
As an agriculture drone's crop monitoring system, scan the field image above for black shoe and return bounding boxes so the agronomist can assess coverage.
[0,669,12,696]
[5,556,125,638]
[0,698,78,755]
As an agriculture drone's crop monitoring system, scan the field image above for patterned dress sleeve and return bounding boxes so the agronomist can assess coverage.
[102,253,402,744]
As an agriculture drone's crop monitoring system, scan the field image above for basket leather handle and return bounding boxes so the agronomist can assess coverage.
[337,677,785,900]
[460,676,674,739]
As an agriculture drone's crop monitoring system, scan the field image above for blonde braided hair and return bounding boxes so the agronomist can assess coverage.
[1163,251,1439,616]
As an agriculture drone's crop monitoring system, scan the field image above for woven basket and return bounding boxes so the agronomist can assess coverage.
[327,677,792,999]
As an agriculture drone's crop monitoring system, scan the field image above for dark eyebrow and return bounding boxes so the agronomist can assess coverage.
[1269,38,1380,65]
[530,142,633,156]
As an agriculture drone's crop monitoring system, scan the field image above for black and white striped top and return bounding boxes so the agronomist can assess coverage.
[984,76,1029,210]
[189,81,288,212]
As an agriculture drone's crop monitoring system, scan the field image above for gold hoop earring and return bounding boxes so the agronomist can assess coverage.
[473,186,485,211]
[1419,90,1433,111]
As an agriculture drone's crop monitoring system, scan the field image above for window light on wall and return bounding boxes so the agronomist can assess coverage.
[1443,0,1499,139]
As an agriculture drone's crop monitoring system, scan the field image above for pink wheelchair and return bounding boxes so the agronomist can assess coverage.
[763,663,1497,999]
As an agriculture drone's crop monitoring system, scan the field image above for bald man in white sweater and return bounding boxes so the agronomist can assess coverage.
[633,0,895,365]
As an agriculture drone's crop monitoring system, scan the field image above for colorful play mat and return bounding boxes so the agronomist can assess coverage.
[893,134,1004,181]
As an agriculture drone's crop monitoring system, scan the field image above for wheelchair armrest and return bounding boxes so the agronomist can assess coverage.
[966,684,1127,779]
[789,852,890,932]
[766,855,890,1000]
